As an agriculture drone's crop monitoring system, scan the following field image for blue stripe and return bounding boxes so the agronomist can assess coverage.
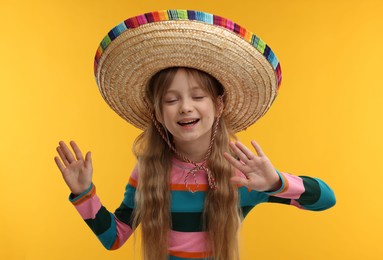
[97,212,117,249]
[263,45,271,60]
[112,22,127,37]
[187,10,196,20]
[301,179,336,211]
[171,190,205,212]
[122,184,136,208]
[168,10,178,19]
[251,35,260,47]
[268,50,279,69]
[69,183,93,203]
[195,11,213,24]
[239,186,269,206]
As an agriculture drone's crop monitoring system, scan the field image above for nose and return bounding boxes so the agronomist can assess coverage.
[179,98,193,114]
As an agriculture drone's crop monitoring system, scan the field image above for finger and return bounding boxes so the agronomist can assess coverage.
[228,142,250,163]
[251,140,265,157]
[224,152,246,172]
[85,151,92,169]
[70,141,84,161]
[58,141,76,163]
[234,141,256,160]
[54,156,67,174]
[56,146,70,166]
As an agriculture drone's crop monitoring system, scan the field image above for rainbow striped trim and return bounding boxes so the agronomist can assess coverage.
[94,10,282,87]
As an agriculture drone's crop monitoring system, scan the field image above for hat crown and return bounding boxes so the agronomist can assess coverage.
[94,10,282,132]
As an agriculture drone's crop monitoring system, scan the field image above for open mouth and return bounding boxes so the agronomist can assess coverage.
[178,119,200,126]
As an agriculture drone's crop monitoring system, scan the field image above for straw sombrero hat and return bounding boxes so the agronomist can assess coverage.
[94,10,282,132]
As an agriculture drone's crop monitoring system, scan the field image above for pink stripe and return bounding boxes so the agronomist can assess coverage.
[276,173,305,199]
[168,230,210,253]
[290,199,303,209]
[137,14,148,25]
[115,217,134,247]
[75,194,102,219]
[170,159,246,186]
[170,169,210,185]
[171,161,210,185]
[130,165,139,181]
[226,19,235,31]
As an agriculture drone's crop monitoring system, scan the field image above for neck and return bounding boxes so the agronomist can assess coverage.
[174,139,210,163]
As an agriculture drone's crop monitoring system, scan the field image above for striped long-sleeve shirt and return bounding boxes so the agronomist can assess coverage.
[70,157,336,259]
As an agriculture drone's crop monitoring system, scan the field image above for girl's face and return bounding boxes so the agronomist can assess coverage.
[160,68,216,147]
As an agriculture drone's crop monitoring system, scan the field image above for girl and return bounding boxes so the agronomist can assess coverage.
[55,10,335,260]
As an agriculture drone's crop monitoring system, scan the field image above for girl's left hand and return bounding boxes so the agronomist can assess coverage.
[224,140,281,192]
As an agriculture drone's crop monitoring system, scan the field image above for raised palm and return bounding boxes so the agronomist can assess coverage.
[224,140,281,192]
[54,141,93,195]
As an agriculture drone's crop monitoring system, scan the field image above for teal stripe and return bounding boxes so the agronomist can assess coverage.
[69,183,93,203]
[268,50,279,69]
[171,190,205,212]
[251,35,260,47]
[112,22,127,36]
[168,10,188,20]
[168,10,178,19]
[97,212,117,249]
[238,186,268,206]
[300,178,336,211]
[122,184,136,208]
[195,11,213,24]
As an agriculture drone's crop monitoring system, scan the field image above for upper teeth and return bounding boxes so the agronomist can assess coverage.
[181,120,195,124]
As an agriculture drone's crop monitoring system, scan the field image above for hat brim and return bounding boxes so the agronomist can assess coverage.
[95,10,281,132]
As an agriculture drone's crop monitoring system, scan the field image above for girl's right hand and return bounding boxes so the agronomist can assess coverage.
[54,141,93,196]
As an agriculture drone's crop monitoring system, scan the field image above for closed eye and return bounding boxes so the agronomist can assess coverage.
[164,99,178,104]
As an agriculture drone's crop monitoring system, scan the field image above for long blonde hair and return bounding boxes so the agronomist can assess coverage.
[133,67,241,260]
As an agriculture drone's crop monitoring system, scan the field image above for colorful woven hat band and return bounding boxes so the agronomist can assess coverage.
[94,10,281,87]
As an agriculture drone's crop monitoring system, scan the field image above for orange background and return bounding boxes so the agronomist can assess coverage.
[1,0,382,259]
